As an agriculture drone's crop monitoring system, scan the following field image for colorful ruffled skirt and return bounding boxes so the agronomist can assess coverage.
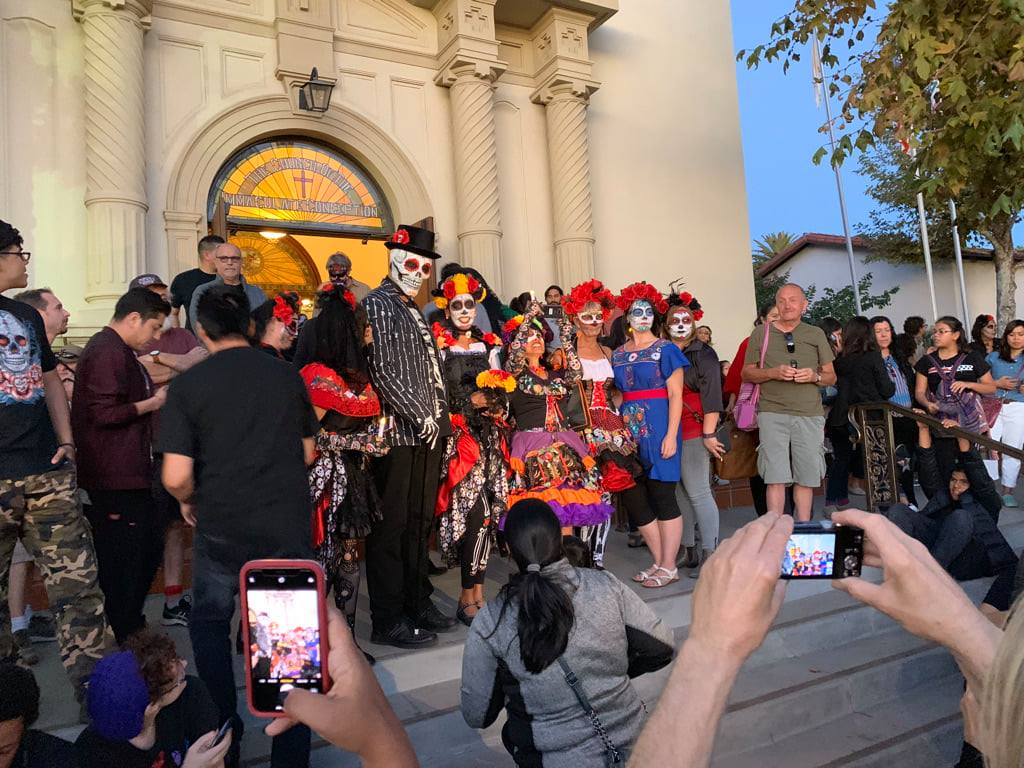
[507,428,615,527]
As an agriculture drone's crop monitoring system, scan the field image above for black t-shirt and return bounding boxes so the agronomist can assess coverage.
[14,730,77,767]
[0,295,58,480]
[76,676,219,768]
[914,349,991,395]
[169,269,217,332]
[155,346,319,553]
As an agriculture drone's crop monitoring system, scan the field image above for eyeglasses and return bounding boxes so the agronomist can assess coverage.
[784,331,795,353]
[157,659,187,697]
[2,250,30,263]
[217,256,242,263]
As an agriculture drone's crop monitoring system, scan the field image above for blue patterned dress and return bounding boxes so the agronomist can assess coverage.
[612,339,688,481]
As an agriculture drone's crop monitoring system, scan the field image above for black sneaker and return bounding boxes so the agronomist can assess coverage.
[161,595,192,627]
[27,613,57,643]
[412,603,458,632]
[371,618,437,649]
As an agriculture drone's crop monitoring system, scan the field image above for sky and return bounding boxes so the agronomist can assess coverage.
[730,1,875,246]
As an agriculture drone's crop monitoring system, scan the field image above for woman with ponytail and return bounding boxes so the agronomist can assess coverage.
[461,499,674,766]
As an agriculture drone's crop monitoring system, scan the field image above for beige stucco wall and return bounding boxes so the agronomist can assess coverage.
[2,0,753,345]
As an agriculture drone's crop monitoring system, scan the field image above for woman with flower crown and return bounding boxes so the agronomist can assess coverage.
[298,282,387,661]
[503,300,614,555]
[613,282,688,588]
[431,273,511,625]
[562,279,643,563]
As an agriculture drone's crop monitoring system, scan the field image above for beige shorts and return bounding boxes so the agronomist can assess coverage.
[12,539,32,565]
[757,412,826,487]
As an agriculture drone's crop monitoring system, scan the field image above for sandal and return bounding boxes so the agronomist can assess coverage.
[632,565,660,583]
[642,567,679,588]
[456,601,483,627]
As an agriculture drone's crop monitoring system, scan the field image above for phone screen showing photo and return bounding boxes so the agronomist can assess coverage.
[782,532,836,578]
[244,568,323,713]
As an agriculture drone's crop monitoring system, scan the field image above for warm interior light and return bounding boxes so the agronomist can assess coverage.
[259,231,287,240]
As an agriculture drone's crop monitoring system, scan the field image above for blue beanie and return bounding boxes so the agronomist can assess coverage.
[87,651,150,741]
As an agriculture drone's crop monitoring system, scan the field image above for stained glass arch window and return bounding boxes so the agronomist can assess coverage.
[208,139,393,237]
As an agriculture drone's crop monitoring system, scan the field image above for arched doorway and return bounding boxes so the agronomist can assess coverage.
[207,138,394,311]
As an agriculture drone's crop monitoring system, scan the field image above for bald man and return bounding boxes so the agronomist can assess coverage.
[187,243,267,331]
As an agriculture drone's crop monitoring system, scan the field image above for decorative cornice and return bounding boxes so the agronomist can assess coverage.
[433,52,506,87]
[72,0,153,26]
[531,70,599,105]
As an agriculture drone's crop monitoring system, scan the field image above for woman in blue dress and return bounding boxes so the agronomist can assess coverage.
[612,282,688,588]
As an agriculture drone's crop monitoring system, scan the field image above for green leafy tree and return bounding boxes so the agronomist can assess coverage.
[751,231,797,310]
[739,0,1024,326]
[803,272,900,325]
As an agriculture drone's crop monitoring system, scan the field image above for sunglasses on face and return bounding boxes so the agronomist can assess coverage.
[217,256,242,264]
[784,331,795,353]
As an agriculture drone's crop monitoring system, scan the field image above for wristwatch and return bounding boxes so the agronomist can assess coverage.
[815,372,822,384]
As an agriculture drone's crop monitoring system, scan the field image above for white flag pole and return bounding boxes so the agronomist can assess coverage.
[949,199,970,321]
[814,39,862,314]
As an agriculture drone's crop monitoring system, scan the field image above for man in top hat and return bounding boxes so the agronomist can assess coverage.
[363,224,454,648]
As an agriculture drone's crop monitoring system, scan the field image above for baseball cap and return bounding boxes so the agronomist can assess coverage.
[129,274,167,290]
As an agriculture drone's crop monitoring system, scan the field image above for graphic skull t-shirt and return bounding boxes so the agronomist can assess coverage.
[0,295,58,479]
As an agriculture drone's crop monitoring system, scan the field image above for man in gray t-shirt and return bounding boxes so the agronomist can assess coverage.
[742,284,835,520]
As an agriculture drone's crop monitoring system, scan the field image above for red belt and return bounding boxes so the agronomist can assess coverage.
[623,388,668,401]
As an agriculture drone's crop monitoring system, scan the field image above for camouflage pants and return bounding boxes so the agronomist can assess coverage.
[0,467,113,695]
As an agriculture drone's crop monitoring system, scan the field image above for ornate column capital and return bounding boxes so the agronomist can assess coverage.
[72,0,153,26]
[434,53,506,88]
[530,73,599,105]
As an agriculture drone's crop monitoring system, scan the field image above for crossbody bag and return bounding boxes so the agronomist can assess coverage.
[557,657,625,766]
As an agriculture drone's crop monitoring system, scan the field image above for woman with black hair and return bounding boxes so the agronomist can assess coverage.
[252,292,299,359]
[460,499,674,767]
[987,319,1024,507]
[969,313,997,355]
[872,315,918,504]
[297,283,386,658]
[824,316,895,515]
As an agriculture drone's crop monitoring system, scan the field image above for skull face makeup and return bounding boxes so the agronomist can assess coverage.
[574,301,604,338]
[389,248,432,297]
[628,300,655,334]
[447,292,476,331]
[667,308,694,340]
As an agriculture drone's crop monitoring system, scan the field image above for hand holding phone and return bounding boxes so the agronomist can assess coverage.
[209,719,233,748]
[240,560,330,717]
[182,727,232,768]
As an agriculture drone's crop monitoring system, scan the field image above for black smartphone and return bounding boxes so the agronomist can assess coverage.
[240,560,330,716]
[781,521,864,579]
[210,719,233,747]
[790,359,799,368]
[543,304,564,319]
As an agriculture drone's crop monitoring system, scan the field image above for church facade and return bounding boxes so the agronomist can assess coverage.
[0,0,754,345]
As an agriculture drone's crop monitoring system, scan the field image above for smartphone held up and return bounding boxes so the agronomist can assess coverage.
[781,521,864,580]
[240,559,330,716]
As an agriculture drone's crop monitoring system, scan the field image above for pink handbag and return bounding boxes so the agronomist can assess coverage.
[735,324,772,431]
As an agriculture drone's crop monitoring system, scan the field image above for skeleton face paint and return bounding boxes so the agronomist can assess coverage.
[574,301,604,337]
[447,293,476,331]
[628,300,655,334]
[525,327,545,356]
[667,309,694,340]
[389,248,432,297]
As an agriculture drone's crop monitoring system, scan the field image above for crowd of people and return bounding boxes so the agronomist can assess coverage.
[2,212,1024,768]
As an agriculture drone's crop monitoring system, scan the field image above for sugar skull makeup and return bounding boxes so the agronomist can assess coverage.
[667,309,693,340]
[389,249,432,297]
[628,300,655,333]
[574,301,604,337]
[447,292,476,331]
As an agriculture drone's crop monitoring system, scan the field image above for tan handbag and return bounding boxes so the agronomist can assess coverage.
[715,423,758,480]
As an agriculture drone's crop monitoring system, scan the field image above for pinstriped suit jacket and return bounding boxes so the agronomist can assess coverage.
[364,278,451,447]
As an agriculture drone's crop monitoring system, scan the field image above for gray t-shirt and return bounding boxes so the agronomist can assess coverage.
[745,321,834,417]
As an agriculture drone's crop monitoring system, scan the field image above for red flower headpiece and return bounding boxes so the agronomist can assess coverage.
[667,286,705,322]
[616,282,668,315]
[273,295,296,327]
[316,281,356,310]
[390,228,410,245]
[433,273,486,309]
[563,279,616,321]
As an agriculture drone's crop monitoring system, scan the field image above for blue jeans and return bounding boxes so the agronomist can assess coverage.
[189,534,311,768]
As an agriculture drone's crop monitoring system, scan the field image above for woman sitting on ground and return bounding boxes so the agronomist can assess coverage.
[460,498,674,766]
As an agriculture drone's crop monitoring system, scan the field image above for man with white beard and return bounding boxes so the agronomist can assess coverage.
[363,224,454,648]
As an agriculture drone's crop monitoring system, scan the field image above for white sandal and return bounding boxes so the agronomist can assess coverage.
[642,567,679,588]
[632,565,660,583]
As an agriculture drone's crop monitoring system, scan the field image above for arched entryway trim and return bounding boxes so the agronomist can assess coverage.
[163,94,433,277]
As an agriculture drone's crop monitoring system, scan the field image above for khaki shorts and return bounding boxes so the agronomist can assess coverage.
[757,412,826,487]
[12,539,32,565]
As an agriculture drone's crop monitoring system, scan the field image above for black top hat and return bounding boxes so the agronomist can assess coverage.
[385,224,441,260]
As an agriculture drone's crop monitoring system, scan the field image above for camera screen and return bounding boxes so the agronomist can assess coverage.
[782,532,836,577]
[245,569,323,712]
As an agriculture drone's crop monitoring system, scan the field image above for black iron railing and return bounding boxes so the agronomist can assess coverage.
[850,401,1024,512]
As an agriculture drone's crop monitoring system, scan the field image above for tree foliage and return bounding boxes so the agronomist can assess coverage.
[739,0,1024,325]
[803,272,899,325]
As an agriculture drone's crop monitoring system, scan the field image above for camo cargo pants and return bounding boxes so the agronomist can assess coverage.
[0,467,113,696]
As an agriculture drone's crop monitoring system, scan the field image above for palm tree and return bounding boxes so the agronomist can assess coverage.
[752,231,797,264]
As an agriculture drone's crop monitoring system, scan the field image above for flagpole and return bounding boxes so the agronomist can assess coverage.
[913,164,939,320]
[949,199,970,322]
[814,39,862,314]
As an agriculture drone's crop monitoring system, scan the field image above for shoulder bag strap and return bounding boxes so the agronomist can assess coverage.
[758,323,772,367]
[557,657,623,765]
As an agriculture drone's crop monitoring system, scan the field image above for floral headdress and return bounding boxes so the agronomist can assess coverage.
[476,369,516,393]
[501,314,552,345]
[272,293,299,327]
[616,281,668,315]
[666,279,704,321]
[317,281,356,309]
[563,279,616,321]
[433,272,487,310]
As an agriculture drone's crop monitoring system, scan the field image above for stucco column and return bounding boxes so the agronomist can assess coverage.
[73,0,152,306]
[534,79,598,287]
[436,58,506,292]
